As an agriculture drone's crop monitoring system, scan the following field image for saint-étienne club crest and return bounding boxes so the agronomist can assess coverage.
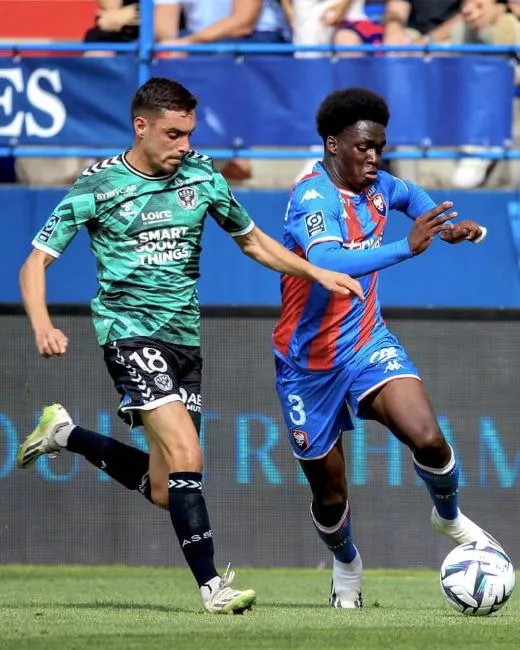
[176,187,198,210]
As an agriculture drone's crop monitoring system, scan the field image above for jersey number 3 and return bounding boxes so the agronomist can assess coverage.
[288,394,307,426]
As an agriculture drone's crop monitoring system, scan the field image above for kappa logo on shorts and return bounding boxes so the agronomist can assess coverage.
[384,360,404,373]
[38,215,61,243]
[154,373,173,392]
[371,193,387,216]
[291,429,309,451]
[305,211,326,238]
[176,187,198,210]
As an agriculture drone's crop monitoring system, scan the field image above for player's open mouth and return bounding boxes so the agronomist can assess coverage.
[365,169,377,179]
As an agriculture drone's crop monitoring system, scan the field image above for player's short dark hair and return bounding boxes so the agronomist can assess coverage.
[316,87,390,140]
[131,77,198,119]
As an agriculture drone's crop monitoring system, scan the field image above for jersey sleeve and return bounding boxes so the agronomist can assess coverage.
[286,183,343,257]
[384,171,436,219]
[207,172,254,237]
[32,186,96,258]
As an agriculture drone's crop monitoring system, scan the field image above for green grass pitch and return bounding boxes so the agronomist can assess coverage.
[0,566,517,650]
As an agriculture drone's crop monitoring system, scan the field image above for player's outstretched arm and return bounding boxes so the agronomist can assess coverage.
[393,179,485,245]
[19,249,69,358]
[234,225,364,299]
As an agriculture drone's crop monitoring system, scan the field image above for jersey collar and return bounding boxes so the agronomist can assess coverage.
[121,151,179,181]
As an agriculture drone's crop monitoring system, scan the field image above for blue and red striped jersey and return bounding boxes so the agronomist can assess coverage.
[273,162,436,371]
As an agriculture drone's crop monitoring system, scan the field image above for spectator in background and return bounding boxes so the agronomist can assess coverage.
[84,0,139,47]
[282,0,383,56]
[155,0,290,182]
[451,0,519,188]
[383,0,462,45]
[155,0,289,49]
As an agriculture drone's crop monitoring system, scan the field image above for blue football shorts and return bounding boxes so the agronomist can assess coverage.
[275,333,420,460]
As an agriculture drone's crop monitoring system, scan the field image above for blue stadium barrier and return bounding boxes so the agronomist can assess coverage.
[0,52,515,156]
[3,187,520,308]
[0,0,519,161]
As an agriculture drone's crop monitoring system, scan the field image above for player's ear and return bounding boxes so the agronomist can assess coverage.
[134,115,147,139]
[326,136,338,155]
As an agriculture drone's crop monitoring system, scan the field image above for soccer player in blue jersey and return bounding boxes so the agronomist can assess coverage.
[273,87,493,609]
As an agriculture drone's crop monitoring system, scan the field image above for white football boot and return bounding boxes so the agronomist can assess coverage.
[431,507,500,546]
[202,564,256,615]
[329,552,363,609]
[16,403,72,469]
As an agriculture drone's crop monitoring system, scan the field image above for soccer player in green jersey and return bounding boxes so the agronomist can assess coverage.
[16,77,363,614]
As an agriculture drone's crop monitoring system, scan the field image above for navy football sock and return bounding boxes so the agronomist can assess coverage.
[67,426,152,500]
[168,472,217,587]
[414,446,459,520]
[311,502,358,564]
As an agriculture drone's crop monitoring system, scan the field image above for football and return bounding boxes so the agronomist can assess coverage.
[440,540,515,616]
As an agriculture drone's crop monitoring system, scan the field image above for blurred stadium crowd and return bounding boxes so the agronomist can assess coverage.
[1,0,520,189]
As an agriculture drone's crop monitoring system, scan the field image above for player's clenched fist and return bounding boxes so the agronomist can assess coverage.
[315,269,364,300]
[408,202,456,256]
[34,327,69,358]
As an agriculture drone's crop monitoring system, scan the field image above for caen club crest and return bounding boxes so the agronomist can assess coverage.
[371,193,387,216]
[291,429,309,451]
[176,187,198,210]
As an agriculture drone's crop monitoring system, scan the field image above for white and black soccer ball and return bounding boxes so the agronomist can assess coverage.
[440,540,515,616]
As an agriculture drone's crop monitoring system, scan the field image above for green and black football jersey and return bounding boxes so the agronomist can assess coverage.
[32,151,254,346]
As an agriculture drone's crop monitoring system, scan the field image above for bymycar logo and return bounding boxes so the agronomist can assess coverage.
[0,68,66,138]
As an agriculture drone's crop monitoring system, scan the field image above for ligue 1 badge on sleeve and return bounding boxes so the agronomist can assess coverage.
[176,187,199,210]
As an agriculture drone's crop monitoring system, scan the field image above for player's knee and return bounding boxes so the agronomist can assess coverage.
[313,491,348,526]
[160,439,203,473]
[412,425,448,463]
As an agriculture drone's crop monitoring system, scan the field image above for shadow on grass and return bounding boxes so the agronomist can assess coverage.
[61,601,199,614]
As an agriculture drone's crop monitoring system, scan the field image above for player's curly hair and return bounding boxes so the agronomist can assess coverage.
[316,87,390,140]
[131,77,198,119]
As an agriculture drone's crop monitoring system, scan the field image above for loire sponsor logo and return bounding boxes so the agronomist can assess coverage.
[141,209,172,224]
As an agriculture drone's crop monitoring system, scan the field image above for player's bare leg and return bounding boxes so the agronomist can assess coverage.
[300,439,363,609]
[141,401,256,614]
[364,377,495,545]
